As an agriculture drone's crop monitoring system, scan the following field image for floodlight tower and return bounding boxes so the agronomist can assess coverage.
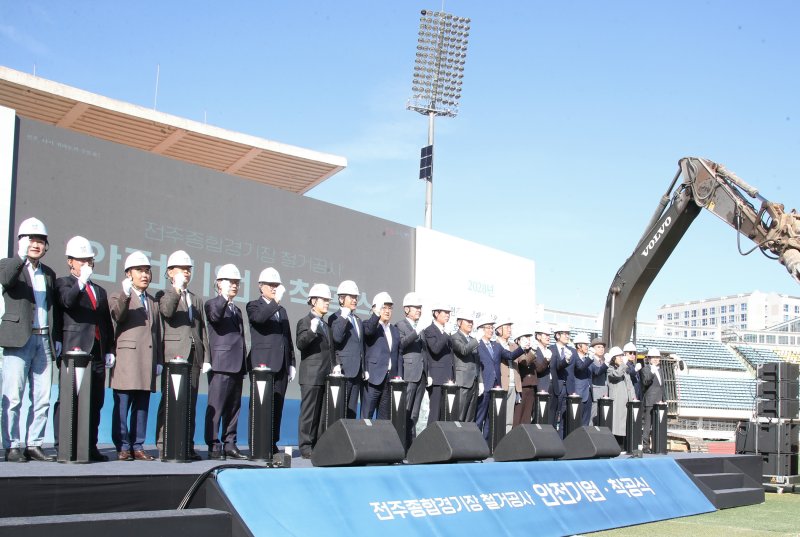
[407,9,471,228]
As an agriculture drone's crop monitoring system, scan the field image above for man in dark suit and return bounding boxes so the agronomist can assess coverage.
[641,347,665,453]
[155,250,209,461]
[513,328,540,426]
[549,324,573,438]
[623,342,642,400]
[396,292,427,444]
[571,333,594,427]
[361,292,402,420]
[588,337,609,425]
[54,236,115,462]
[532,325,553,398]
[204,263,248,460]
[0,218,58,462]
[246,267,295,454]
[296,284,333,459]
[422,303,455,426]
[109,251,163,461]
[328,280,365,419]
[450,309,480,423]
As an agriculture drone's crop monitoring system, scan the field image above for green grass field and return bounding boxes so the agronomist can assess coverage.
[585,492,800,537]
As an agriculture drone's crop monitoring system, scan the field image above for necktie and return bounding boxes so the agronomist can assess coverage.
[350,315,359,338]
[85,283,100,340]
[560,347,565,360]
[183,291,193,322]
[140,293,148,315]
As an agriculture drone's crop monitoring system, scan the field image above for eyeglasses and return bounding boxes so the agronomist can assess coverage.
[624,351,636,355]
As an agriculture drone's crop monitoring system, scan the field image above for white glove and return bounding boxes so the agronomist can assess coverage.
[156,364,163,376]
[543,348,552,361]
[54,341,62,358]
[564,349,572,363]
[310,317,320,333]
[122,277,133,297]
[17,236,30,259]
[202,362,212,374]
[332,364,343,375]
[416,323,426,335]
[218,280,231,297]
[275,284,286,303]
[173,271,186,290]
[623,355,630,364]
[104,353,115,368]
[604,354,611,365]
[364,371,370,382]
[518,336,530,349]
[78,264,92,287]
[340,307,351,319]
[478,382,485,396]
[427,376,433,387]
[635,363,642,372]
[289,365,296,382]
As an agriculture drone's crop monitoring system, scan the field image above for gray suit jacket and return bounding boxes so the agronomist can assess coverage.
[156,285,210,372]
[0,256,57,352]
[451,331,480,388]
[396,317,425,383]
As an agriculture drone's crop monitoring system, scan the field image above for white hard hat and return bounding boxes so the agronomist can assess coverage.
[402,291,422,307]
[216,263,241,280]
[573,333,591,345]
[514,326,533,339]
[258,267,281,284]
[65,236,95,258]
[18,217,48,238]
[495,317,513,329]
[372,291,393,308]
[475,314,495,329]
[124,250,151,271]
[455,308,475,321]
[608,346,624,358]
[337,280,359,296]
[646,347,661,358]
[534,324,551,335]
[166,250,193,268]
[554,323,571,334]
[308,283,332,303]
[430,302,452,313]
[622,342,637,353]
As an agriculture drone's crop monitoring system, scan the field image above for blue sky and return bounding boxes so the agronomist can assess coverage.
[2,1,799,322]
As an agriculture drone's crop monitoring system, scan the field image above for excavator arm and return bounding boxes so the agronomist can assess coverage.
[602,157,800,348]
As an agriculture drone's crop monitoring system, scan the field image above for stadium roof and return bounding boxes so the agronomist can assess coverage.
[0,66,346,194]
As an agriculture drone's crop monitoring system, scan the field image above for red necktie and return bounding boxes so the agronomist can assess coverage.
[85,284,101,340]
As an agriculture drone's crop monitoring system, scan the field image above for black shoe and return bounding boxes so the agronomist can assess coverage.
[225,447,248,460]
[89,449,109,462]
[208,446,226,460]
[24,446,56,462]
[301,451,313,460]
[189,450,202,461]
[5,448,27,463]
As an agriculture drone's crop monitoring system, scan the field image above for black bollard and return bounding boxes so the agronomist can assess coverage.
[652,401,669,454]
[163,357,192,463]
[534,390,552,425]
[58,349,93,463]
[625,400,643,454]
[389,378,409,450]
[249,365,276,461]
[440,381,460,421]
[564,394,583,438]
[487,387,507,453]
[324,373,346,430]
[597,397,614,429]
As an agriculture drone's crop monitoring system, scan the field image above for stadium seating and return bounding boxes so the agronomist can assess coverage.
[732,345,782,368]
[676,376,756,411]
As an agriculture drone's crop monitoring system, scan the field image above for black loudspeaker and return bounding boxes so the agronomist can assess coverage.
[311,419,406,467]
[757,398,800,419]
[493,424,565,462]
[737,421,799,454]
[562,426,621,460]
[406,421,490,464]
[762,452,798,476]
[757,380,799,400]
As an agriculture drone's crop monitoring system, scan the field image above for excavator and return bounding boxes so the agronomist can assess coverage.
[603,156,800,348]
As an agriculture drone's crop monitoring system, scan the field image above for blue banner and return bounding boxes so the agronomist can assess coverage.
[216,457,715,536]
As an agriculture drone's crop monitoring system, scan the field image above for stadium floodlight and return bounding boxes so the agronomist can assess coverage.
[407,9,471,228]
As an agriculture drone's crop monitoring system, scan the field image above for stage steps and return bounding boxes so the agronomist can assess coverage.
[0,508,232,537]
[674,454,765,509]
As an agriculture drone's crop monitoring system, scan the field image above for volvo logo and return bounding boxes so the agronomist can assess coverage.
[641,216,672,257]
